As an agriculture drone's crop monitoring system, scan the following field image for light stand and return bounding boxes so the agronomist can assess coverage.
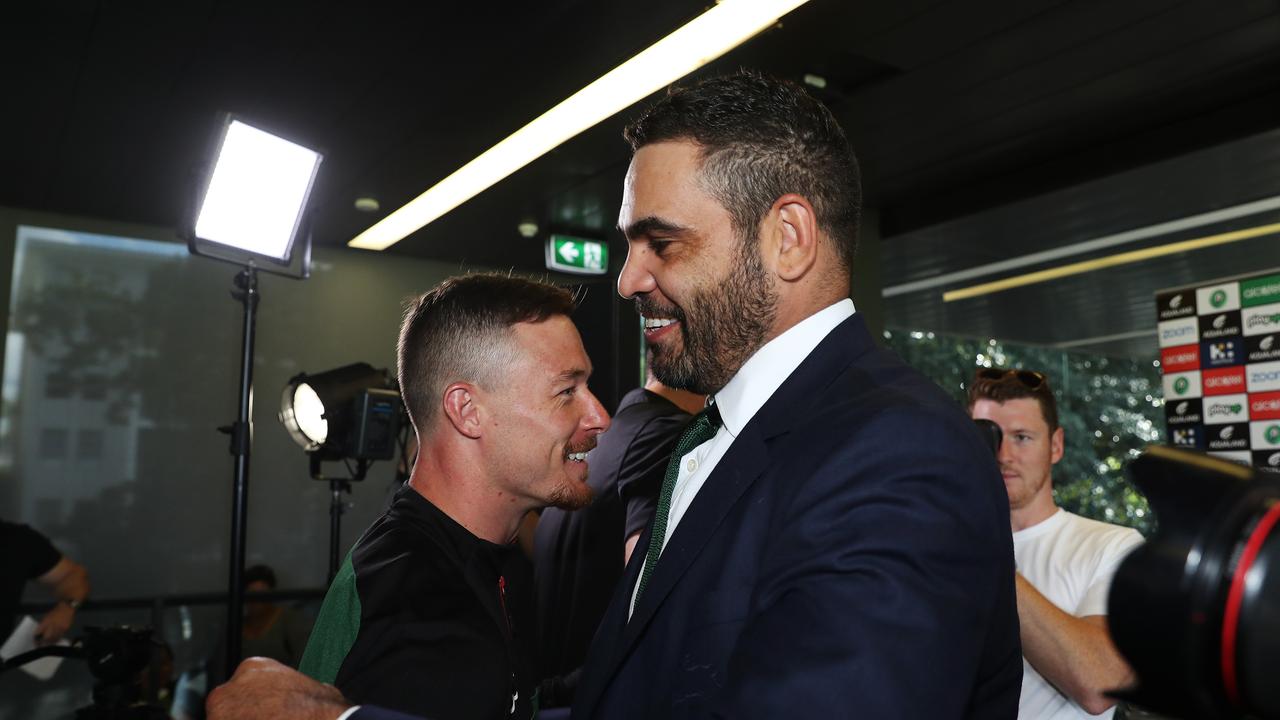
[186,113,323,679]
[280,365,404,582]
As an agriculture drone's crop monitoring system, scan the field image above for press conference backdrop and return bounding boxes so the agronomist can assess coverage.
[1156,269,1280,469]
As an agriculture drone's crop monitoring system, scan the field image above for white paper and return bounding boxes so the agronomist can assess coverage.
[0,615,68,680]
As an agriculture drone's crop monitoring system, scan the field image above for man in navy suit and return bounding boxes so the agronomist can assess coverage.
[208,71,1020,720]
[571,70,1022,718]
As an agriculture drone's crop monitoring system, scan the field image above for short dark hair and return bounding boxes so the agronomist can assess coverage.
[244,564,277,589]
[624,69,862,271]
[967,368,1060,432]
[397,274,576,433]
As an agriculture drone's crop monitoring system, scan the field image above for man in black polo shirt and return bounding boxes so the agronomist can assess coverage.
[1,520,90,646]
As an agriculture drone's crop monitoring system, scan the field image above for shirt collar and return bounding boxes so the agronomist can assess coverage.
[712,298,855,437]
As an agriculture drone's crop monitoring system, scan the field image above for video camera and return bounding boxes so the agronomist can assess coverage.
[1109,446,1280,719]
[0,625,169,720]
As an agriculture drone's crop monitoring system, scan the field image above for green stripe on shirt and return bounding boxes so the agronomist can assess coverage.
[299,551,362,684]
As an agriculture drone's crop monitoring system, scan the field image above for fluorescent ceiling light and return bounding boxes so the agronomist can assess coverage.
[349,0,810,251]
[195,118,322,262]
[942,221,1280,302]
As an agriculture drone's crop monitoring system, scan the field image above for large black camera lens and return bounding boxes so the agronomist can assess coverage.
[1109,446,1280,720]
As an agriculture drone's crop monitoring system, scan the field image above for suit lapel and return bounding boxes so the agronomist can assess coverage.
[579,314,878,713]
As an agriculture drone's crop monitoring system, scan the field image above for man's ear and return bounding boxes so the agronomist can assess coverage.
[442,383,483,439]
[765,193,820,282]
[1050,426,1065,465]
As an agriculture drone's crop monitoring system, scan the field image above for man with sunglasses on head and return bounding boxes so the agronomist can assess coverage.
[969,368,1144,720]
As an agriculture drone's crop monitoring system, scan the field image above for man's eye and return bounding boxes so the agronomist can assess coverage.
[650,239,672,256]
[560,387,576,397]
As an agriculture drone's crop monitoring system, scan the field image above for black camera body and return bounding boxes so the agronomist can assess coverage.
[1110,446,1280,719]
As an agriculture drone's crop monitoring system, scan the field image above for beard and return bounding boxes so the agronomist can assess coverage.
[547,481,593,511]
[640,241,779,395]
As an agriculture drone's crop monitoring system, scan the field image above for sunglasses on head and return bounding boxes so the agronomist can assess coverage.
[975,368,1046,390]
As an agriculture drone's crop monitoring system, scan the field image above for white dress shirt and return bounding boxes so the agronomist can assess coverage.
[630,298,855,617]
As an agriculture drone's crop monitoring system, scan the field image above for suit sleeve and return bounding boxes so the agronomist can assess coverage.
[713,407,1020,718]
[617,413,691,540]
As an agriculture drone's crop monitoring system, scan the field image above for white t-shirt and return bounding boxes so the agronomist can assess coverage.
[1013,508,1144,720]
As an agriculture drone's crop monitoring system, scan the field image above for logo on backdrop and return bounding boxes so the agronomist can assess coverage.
[1242,303,1280,337]
[1248,361,1280,393]
[1202,366,1245,396]
[1166,398,1202,426]
[1171,426,1201,448]
[1159,317,1199,347]
[1253,421,1280,448]
[1207,423,1250,451]
[1158,290,1197,320]
[1174,377,1189,395]
[1201,339,1240,368]
[1198,283,1240,314]
[1242,274,1280,307]
[1246,334,1280,364]
[1161,344,1199,373]
[1204,394,1247,424]
[1200,311,1242,340]
[1250,391,1280,421]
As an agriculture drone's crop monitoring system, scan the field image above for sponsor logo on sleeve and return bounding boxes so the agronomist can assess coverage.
[1250,391,1280,421]
[1201,366,1244,396]
[1245,334,1280,363]
[1158,316,1199,348]
[1243,303,1280,337]
[1247,360,1280,393]
[1163,370,1202,399]
[1198,283,1240,313]
[1204,394,1247,424]
[1241,274,1280,308]
[1157,290,1197,320]
[1160,344,1200,373]
[1166,398,1203,426]
[1200,310,1242,340]
[1200,339,1240,368]
[1171,426,1202,448]
[1207,422,1250,451]
[1208,450,1252,466]
[1251,421,1280,449]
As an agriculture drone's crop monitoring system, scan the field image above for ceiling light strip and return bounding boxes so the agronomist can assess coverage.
[884,194,1280,298]
[349,0,809,251]
[941,221,1280,303]
[1054,329,1154,349]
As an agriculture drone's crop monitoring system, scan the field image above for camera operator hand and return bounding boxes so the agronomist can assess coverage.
[207,657,350,720]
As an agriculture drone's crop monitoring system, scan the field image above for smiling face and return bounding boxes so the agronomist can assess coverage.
[616,140,779,395]
[481,315,610,511]
[970,397,1063,526]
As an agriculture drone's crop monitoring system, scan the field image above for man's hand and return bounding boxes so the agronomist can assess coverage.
[34,602,75,645]
[207,657,351,720]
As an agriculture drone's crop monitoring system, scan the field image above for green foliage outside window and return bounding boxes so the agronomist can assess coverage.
[883,329,1160,535]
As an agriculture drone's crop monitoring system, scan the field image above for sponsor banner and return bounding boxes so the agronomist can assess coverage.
[1243,302,1280,337]
[1160,344,1200,373]
[1202,366,1245,396]
[1199,310,1242,341]
[1197,283,1241,313]
[1158,316,1199,348]
[1206,422,1250,451]
[1247,360,1280,393]
[1250,391,1280,421]
[1245,333,1280,364]
[1208,450,1252,466]
[1241,273,1280,308]
[1156,289,1197,320]
[1162,370,1202,400]
[1165,398,1203,426]
[1254,450,1280,473]
[1200,339,1241,368]
[1170,425,1203,449]
[1204,394,1248,425]
[1250,420,1280,450]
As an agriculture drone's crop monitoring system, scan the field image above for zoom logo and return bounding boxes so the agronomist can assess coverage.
[1159,317,1198,347]
[1248,361,1280,393]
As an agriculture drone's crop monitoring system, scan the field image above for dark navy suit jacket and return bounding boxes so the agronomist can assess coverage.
[570,314,1022,719]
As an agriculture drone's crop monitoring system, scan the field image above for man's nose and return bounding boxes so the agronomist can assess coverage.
[616,243,655,300]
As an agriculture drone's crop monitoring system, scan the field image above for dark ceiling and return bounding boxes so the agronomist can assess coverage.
[6,0,1280,357]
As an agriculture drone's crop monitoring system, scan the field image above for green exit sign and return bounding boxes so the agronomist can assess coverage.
[545,235,608,275]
